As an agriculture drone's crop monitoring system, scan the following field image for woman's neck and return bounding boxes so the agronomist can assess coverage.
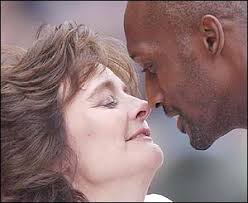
[74,172,155,202]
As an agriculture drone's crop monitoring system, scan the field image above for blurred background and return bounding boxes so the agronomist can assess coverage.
[1,1,247,202]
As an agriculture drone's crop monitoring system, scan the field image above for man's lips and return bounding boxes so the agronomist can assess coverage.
[163,106,186,134]
[126,128,151,141]
[176,116,186,134]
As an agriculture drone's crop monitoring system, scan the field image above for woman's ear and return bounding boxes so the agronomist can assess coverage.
[200,14,224,55]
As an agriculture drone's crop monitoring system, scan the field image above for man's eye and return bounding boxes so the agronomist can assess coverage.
[141,62,156,74]
[101,96,118,108]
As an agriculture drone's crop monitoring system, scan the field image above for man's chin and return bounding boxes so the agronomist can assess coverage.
[191,142,212,150]
[189,136,214,150]
[185,121,215,150]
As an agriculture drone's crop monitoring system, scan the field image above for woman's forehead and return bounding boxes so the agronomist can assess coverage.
[58,64,125,102]
[83,66,124,91]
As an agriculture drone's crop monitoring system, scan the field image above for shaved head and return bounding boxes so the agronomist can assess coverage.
[125,1,247,56]
[126,1,247,32]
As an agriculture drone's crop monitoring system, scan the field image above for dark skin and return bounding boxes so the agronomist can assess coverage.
[124,2,247,150]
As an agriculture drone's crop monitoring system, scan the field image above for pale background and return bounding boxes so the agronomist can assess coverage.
[1,1,247,202]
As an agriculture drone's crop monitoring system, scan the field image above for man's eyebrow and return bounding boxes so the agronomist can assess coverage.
[86,80,115,101]
[128,44,142,60]
[129,42,158,60]
[129,49,141,60]
[130,50,148,62]
[130,53,137,60]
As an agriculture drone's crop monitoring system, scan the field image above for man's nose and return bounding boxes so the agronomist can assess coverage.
[145,73,164,109]
[148,91,164,109]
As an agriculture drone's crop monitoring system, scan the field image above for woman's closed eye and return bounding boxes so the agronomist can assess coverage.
[100,95,118,109]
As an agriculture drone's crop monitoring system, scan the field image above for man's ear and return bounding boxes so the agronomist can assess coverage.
[200,14,224,55]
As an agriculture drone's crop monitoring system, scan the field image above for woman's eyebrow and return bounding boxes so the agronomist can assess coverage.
[86,80,115,101]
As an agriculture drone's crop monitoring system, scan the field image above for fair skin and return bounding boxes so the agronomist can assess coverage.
[63,65,163,202]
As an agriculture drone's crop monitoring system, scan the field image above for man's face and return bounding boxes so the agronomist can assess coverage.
[124,3,233,150]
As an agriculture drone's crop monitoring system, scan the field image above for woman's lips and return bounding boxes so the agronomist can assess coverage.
[126,128,152,141]
[130,134,153,141]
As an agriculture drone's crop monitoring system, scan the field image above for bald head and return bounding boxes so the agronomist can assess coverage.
[125,1,247,60]
[125,1,247,33]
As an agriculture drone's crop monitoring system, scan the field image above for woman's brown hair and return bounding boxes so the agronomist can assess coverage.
[1,21,138,202]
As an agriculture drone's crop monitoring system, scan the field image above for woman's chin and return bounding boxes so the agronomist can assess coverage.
[146,143,164,170]
[129,142,164,172]
[137,147,164,182]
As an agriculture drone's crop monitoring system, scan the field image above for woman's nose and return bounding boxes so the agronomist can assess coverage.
[129,99,151,121]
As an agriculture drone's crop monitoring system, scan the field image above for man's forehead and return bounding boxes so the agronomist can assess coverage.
[125,1,147,28]
[126,1,147,13]
[125,16,157,50]
[125,3,164,42]
[125,2,171,32]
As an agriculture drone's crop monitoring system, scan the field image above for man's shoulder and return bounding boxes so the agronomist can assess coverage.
[144,193,173,202]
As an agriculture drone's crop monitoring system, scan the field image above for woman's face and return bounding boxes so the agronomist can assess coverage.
[64,65,163,184]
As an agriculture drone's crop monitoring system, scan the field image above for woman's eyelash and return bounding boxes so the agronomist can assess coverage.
[102,96,118,108]
[104,102,118,108]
